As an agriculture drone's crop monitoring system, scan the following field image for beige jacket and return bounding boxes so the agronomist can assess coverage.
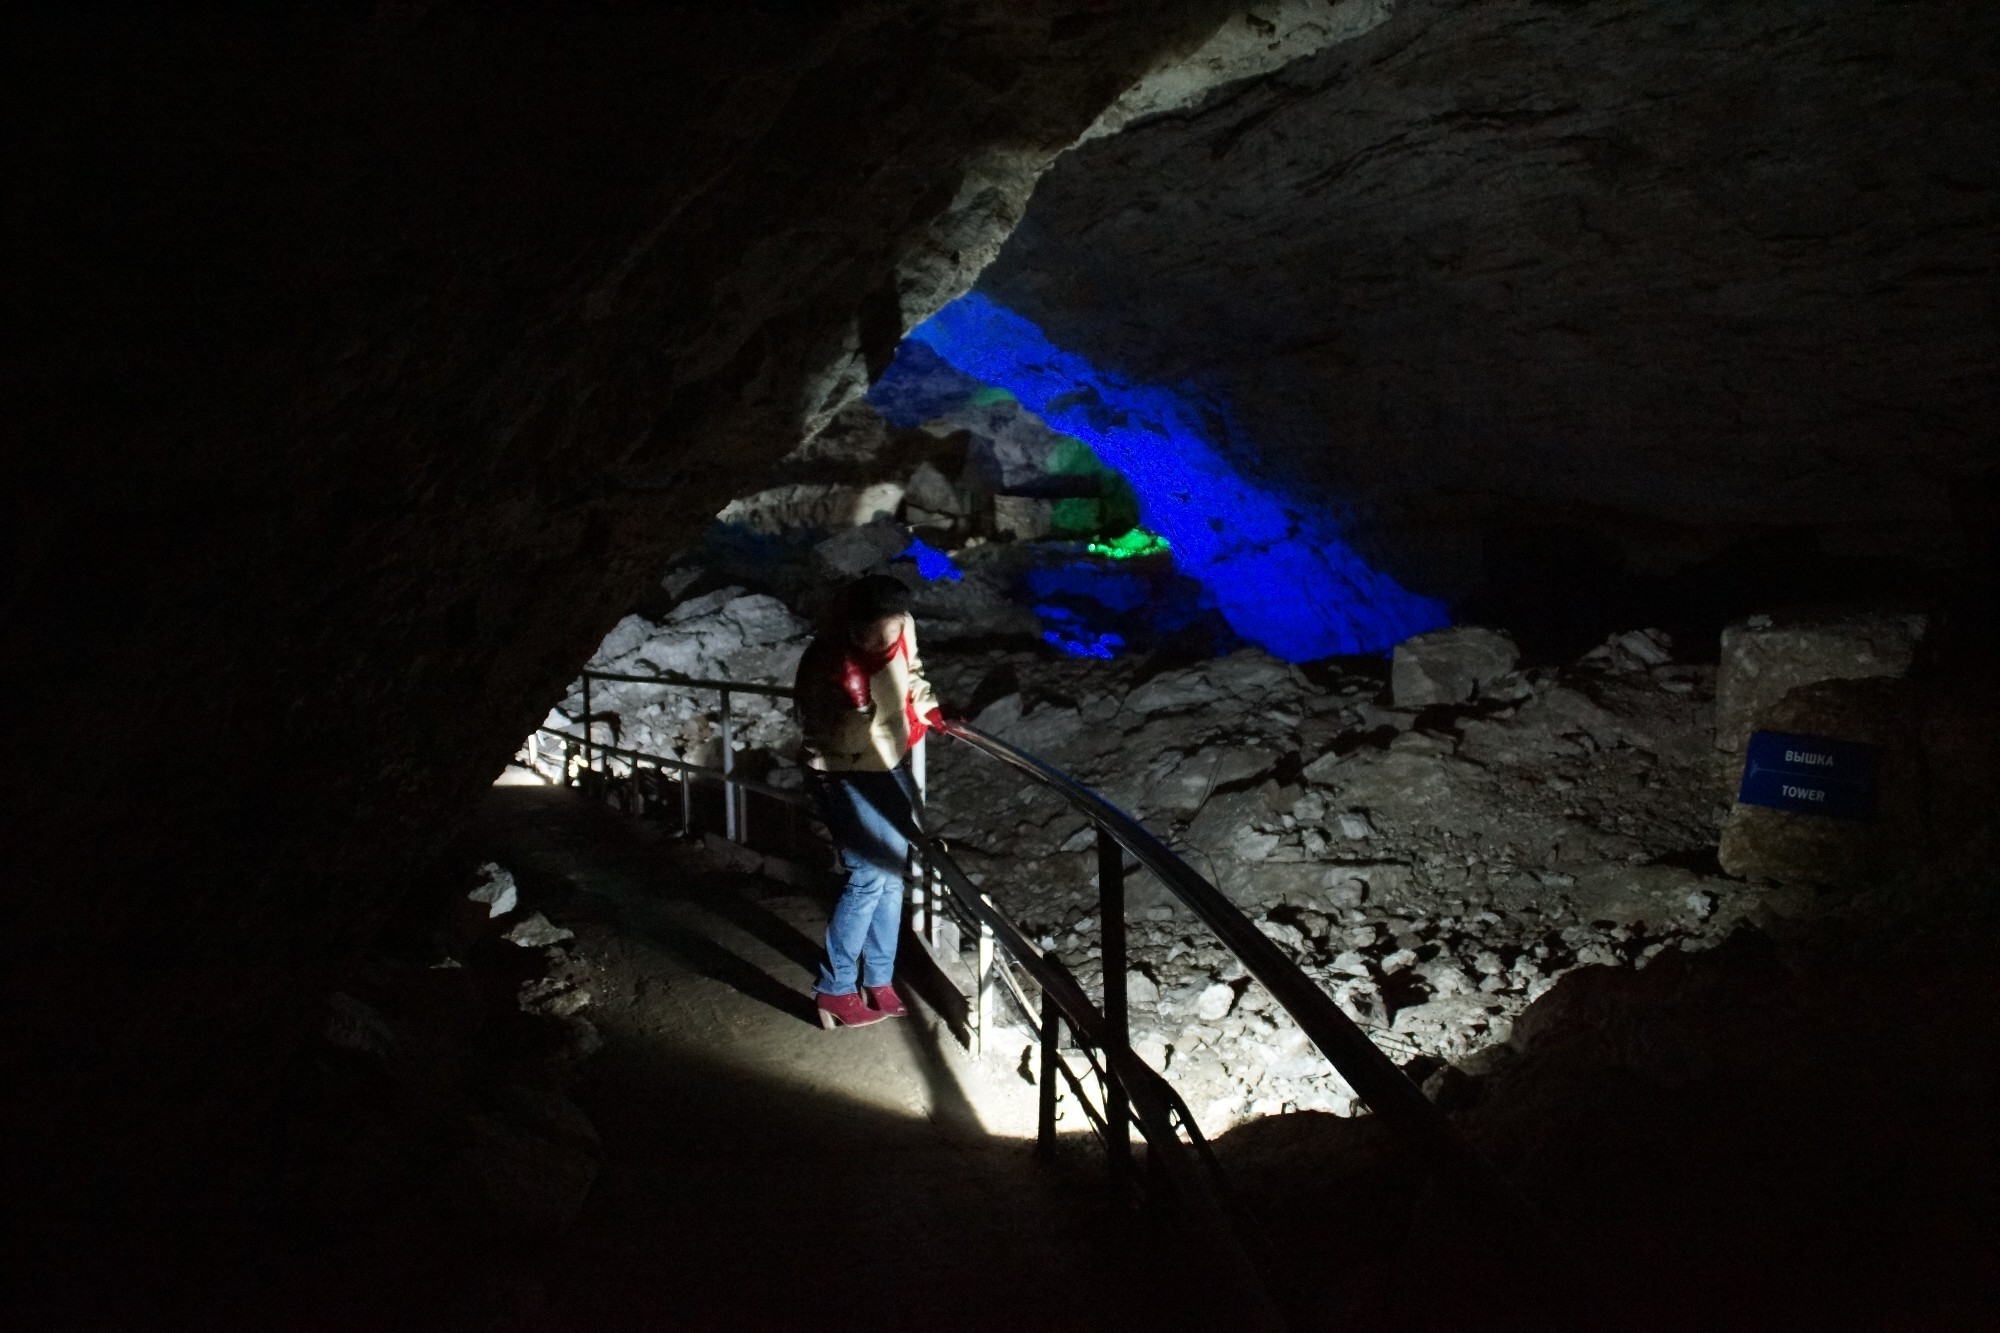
[794,619,941,772]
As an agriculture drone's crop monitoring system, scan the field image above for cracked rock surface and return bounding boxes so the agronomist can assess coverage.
[561,599,1798,1137]
[920,631,1775,1131]
[984,0,2000,599]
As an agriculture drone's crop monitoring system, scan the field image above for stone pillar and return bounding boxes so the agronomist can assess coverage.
[1714,611,1928,885]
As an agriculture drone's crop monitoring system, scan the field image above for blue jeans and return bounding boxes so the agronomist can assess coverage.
[809,767,922,996]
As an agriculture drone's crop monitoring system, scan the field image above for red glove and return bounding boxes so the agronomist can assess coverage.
[925,706,947,734]
[839,657,873,712]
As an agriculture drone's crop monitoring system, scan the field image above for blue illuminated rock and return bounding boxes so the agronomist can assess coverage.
[906,294,1448,661]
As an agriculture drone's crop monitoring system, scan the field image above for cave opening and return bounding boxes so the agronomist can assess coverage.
[9,1,1998,1329]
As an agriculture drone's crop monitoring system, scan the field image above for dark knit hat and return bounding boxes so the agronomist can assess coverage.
[842,574,914,627]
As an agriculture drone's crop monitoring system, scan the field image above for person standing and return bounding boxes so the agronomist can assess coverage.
[793,575,945,1029]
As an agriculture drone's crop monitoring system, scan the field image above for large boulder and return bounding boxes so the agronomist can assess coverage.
[809,521,910,581]
[901,462,964,530]
[1718,676,1925,886]
[1390,627,1520,708]
[716,482,905,536]
[992,494,1054,540]
[1715,610,1927,759]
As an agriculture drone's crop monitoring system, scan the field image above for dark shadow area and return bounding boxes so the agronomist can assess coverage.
[490,789,822,1028]
[459,784,1221,1333]
[895,989,988,1143]
[1459,522,1968,665]
[679,870,828,974]
[1214,924,2000,1332]
[893,919,976,1046]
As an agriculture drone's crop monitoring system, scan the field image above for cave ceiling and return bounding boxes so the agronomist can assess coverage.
[980,0,2000,594]
[8,1,1258,946]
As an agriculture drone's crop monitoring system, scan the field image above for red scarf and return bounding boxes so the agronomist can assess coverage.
[840,631,925,743]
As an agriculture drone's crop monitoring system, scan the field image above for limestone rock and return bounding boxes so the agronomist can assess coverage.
[1183,788,1272,858]
[1204,651,1298,700]
[970,692,1024,733]
[1213,745,1279,790]
[717,481,904,535]
[1513,684,1626,752]
[1083,0,1395,140]
[1299,750,1348,785]
[1391,627,1521,708]
[467,863,519,919]
[991,495,1054,541]
[902,462,963,524]
[1718,676,1924,885]
[1582,628,1674,672]
[1317,750,1486,819]
[1716,610,1927,757]
[811,522,911,581]
[1126,668,1229,716]
[1196,982,1237,1022]
[1569,863,1717,931]
[995,704,1083,757]
[1334,812,1373,840]
[504,913,575,949]
[1137,751,1222,817]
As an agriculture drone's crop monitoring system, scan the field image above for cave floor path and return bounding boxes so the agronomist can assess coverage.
[470,783,1197,1333]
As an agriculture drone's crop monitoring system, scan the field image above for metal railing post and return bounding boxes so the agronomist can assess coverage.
[911,739,932,943]
[914,849,934,946]
[974,902,995,1058]
[941,719,1541,1240]
[719,688,736,842]
[1037,1007,1061,1158]
[580,672,594,783]
[1098,824,1131,1181]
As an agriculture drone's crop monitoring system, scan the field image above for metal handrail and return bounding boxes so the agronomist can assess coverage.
[532,701,1287,1326]
[940,720,1531,1209]
[541,666,1559,1324]
[914,838,1287,1333]
[576,666,793,840]
[534,728,805,805]
[581,667,793,697]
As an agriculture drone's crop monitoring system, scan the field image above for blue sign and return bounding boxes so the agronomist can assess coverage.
[1737,730,1880,821]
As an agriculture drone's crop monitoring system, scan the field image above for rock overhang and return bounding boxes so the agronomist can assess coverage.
[977,0,2000,615]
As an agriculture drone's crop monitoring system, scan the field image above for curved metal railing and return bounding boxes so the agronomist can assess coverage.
[527,668,1556,1329]
[941,720,1528,1205]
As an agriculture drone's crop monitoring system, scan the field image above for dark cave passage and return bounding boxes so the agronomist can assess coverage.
[5,0,1997,1328]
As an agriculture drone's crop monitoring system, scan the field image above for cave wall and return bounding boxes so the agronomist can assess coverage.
[4,0,1276,1274]
[981,0,2000,619]
[7,2,1265,943]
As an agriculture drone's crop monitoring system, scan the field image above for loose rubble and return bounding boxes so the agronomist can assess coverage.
[1390,625,1520,707]
[523,589,812,783]
[552,591,1795,1136]
[292,861,607,1264]
[919,627,1776,1132]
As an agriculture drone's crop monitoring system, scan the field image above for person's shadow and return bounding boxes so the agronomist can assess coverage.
[640,914,821,1026]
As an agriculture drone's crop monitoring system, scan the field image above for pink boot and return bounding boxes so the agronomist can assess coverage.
[816,991,885,1030]
[865,984,907,1019]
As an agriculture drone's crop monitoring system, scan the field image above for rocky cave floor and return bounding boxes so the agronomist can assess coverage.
[542,588,1802,1136]
[495,584,2000,1328]
[261,783,1257,1332]
[264,763,1997,1333]
[274,593,2000,1331]
[918,630,1755,1128]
